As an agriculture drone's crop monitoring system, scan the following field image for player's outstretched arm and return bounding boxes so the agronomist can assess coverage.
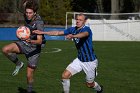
[72,32,89,38]
[65,32,89,40]
[33,30,64,36]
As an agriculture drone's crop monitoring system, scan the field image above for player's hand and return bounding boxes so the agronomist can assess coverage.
[25,39,31,43]
[65,34,73,40]
[19,37,28,41]
[33,30,43,34]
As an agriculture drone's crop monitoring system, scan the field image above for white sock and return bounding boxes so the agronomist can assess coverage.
[62,79,70,93]
[93,82,101,91]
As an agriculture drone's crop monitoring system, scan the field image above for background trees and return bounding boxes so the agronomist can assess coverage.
[0,0,139,25]
[39,0,72,25]
[0,0,15,13]
[132,0,140,12]
[71,0,98,13]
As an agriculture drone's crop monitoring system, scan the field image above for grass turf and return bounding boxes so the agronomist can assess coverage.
[0,41,140,93]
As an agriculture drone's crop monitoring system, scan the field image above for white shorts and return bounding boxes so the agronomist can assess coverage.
[66,58,98,83]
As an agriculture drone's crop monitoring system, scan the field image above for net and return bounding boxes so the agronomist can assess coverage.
[66,12,140,41]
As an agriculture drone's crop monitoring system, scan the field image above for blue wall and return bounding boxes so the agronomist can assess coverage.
[0,27,65,40]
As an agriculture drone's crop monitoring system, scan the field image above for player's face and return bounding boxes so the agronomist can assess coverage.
[25,9,35,20]
[76,15,86,28]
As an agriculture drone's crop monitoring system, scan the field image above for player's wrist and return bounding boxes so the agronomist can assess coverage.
[26,39,31,43]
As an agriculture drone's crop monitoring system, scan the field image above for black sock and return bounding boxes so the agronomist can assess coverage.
[7,53,21,65]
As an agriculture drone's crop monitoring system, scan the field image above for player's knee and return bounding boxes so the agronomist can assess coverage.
[86,82,95,88]
[2,46,9,54]
[62,73,69,79]
[62,71,71,79]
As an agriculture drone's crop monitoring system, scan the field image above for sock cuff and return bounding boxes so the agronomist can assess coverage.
[93,82,98,88]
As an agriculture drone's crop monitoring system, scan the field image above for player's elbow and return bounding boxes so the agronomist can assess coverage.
[2,46,9,54]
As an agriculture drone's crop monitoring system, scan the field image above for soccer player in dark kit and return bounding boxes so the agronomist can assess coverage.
[2,1,46,93]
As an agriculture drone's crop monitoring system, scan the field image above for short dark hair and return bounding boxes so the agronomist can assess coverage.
[76,13,88,20]
[25,0,38,13]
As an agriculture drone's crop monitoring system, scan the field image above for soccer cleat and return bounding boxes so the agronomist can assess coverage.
[12,62,24,76]
[27,86,33,93]
[62,91,70,93]
[97,85,103,93]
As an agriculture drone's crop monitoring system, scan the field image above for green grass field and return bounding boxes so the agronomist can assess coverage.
[0,41,140,93]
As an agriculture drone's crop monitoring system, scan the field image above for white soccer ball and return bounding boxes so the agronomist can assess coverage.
[16,26,30,40]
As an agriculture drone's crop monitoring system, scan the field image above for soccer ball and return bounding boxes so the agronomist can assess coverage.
[16,26,30,40]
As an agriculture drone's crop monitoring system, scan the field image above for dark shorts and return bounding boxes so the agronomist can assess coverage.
[15,41,41,69]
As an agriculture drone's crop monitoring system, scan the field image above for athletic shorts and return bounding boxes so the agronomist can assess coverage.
[66,58,98,83]
[15,41,41,69]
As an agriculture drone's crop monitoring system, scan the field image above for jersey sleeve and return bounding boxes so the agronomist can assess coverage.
[36,20,44,31]
[83,26,92,35]
[64,27,73,35]
[64,29,68,35]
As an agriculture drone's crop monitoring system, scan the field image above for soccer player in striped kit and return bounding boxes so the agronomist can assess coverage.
[33,13,103,93]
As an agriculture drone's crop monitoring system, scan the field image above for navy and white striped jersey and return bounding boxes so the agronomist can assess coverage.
[64,26,97,62]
